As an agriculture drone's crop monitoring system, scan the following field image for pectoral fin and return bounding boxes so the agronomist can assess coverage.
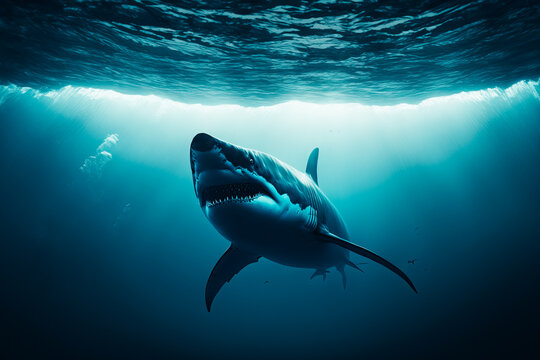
[316,226,417,293]
[206,245,260,311]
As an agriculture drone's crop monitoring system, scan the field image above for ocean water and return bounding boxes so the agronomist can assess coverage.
[2,82,540,359]
[1,1,540,360]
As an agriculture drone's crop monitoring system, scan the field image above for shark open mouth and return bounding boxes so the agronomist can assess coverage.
[202,182,270,207]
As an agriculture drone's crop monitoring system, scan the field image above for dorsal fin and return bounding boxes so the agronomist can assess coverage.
[306,147,319,185]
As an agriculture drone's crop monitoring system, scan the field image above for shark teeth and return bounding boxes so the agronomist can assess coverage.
[206,193,261,208]
[202,182,270,208]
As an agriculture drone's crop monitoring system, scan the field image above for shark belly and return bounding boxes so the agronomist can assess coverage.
[207,201,348,269]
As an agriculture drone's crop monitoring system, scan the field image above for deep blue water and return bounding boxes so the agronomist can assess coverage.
[1,1,540,360]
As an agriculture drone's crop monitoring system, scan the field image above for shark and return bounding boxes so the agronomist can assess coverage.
[190,133,417,311]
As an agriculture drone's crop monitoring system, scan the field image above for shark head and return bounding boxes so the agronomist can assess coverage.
[190,133,297,243]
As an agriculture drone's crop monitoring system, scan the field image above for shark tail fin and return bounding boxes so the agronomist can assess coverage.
[306,147,319,185]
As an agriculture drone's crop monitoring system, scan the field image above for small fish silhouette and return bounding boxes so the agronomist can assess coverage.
[408,259,417,265]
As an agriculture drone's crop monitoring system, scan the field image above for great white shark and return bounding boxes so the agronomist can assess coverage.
[190,133,417,311]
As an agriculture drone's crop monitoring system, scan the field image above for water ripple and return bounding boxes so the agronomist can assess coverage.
[0,0,539,105]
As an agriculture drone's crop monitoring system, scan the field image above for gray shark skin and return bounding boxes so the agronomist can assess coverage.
[190,133,417,311]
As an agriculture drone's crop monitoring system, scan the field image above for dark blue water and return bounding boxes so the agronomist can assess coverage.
[1,1,540,360]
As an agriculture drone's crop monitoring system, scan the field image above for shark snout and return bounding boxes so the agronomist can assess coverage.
[191,133,217,152]
[190,133,225,176]
[190,133,222,178]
